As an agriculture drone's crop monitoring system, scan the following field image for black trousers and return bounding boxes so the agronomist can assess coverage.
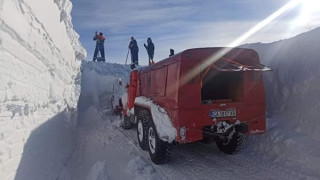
[148,53,154,65]
[93,46,105,61]
[131,51,138,65]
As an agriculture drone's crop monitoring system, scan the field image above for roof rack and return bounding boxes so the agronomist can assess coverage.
[212,57,272,72]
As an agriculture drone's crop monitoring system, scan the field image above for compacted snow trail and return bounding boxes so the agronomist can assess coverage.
[121,123,318,180]
[61,106,318,180]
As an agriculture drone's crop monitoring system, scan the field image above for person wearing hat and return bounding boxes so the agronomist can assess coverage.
[144,37,155,65]
[128,36,139,66]
[169,49,174,57]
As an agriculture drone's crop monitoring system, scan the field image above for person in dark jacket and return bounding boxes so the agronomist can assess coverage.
[144,37,155,65]
[93,32,106,62]
[128,36,139,66]
[169,49,174,57]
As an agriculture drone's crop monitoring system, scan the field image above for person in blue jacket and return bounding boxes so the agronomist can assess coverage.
[128,36,139,66]
[93,31,105,62]
[144,37,155,65]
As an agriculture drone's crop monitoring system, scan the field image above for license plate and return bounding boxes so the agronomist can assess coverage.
[210,109,236,118]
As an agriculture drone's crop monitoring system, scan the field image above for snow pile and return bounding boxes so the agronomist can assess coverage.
[135,97,177,143]
[54,0,86,60]
[78,61,130,111]
[240,27,320,174]
[0,0,85,179]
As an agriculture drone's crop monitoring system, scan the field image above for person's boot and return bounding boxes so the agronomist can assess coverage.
[130,64,136,69]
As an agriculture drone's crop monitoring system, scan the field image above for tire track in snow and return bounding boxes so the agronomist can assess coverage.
[119,125,316,180]
[118,127,171,180]
[119,126,245,180]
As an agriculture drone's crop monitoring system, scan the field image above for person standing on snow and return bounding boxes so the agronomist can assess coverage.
[128,36,139,66]
[93,31,106,62]
[144,37,155,65]
[169,49,174,57]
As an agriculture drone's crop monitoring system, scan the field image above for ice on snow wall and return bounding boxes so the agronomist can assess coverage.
[0,0,86,179]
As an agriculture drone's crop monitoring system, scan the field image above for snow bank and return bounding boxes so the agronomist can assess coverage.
[135,96,177,143]
[79,61,131,109]
[0,0,85,179]
[240,27,320,173]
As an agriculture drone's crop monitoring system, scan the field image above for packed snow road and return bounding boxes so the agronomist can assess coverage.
[61,105,318,180]
[117,118,319,180]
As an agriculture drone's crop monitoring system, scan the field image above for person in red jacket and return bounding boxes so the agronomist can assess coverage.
[93,32,106,62]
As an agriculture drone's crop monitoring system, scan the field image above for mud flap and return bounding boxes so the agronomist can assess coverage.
[234,123,248,134]
[120,116,134,130]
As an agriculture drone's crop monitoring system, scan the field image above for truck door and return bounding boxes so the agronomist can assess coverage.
[179,65,201,109]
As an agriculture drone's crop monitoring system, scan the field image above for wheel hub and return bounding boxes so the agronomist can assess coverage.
[148,127,156,154]
[138,120,143,142]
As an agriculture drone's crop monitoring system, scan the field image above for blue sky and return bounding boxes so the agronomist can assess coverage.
[71,0,320,65]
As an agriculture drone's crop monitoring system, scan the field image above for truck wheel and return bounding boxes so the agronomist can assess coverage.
[216,132,245,155]
[147,120,171,165]
[137,110,149,150]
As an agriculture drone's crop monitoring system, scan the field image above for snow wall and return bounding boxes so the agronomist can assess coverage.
[78,61,130,125]
[0,0,86,179]
[241,27,320,173]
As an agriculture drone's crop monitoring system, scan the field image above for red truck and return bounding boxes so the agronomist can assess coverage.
[121,47,271,164]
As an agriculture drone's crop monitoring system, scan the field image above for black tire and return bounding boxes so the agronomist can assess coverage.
[147,119,171,165]
[136,110,149,150]
[216,132,246,155]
